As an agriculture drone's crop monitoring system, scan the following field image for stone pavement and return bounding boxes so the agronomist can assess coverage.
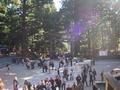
[0,57,12,68]
[0,58,120,90]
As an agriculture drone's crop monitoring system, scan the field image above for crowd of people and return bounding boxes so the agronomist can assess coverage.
[10,55,97,90]
[0,53,98,90]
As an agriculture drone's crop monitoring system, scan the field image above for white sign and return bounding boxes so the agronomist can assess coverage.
[99,50,108,56]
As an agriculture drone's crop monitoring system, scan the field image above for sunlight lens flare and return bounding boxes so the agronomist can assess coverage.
[53,0,62,11]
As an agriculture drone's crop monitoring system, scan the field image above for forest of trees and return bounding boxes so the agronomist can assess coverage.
[0,0,120,58]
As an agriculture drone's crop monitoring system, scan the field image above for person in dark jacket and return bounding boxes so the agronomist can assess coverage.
[93,68,97,81]
[27,82,32,90]
[76,74,81,85]
[6,64,10,71]
[57,68,60,76]
[89,71,94,86]
[55,77,61,89]
[61,78,66,90]
[66,85,72,90]
[39,83,46,90]
[93,84,98,90]
[49,77,54,86]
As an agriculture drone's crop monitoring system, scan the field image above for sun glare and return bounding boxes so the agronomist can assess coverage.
[53,0,62,11]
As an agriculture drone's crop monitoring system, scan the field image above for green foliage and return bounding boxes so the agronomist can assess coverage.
[0,0,119,57]
[60,0,120,57]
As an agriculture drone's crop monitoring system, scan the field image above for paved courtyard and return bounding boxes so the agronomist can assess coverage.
[0,57,120,90]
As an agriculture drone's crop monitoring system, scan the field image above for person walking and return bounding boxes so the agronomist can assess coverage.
[0,78,5,90]
[89,71,94,86]
[61,78,66,90]
[51,61,54,70]
[63,68,68,81]
[38,59,42,68]
[76,74,81,85]
[93,68,97,81]
[82,72,88,87]
[45,63,48,72]
[43,61,47,72]
[23,80,28,90]
[84,73,88,87]
[6,64,10,71]
[57,68,60,76]
[55,77,61,90]
[46,82,51,90]
[13,76,19,90]
[70,69,74,80]
[66,85,72,90]
[31,62,35,69]
[49,77,54,87]
[69,55,73,67]
[72,82,77,90]
[93,83,98,90]
[101,71,104,81]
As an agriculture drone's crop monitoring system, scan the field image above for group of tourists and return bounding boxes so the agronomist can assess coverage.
[12,63,97,90]
[11,55,97,90]
[1,54,98,90]
[23,76,66,90]
[19,56,72,72]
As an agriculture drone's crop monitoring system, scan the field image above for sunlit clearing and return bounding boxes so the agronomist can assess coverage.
[6,73,16,76]
[22,76,33,80]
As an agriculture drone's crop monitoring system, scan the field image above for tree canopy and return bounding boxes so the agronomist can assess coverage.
[0,0,120,58]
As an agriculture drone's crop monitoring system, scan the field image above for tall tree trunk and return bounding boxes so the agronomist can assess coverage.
[88,29,91,59]
[21,0,27,57]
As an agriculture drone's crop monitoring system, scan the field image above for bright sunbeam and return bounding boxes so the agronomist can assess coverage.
[22,76,33,80]
[53,0,62,11]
